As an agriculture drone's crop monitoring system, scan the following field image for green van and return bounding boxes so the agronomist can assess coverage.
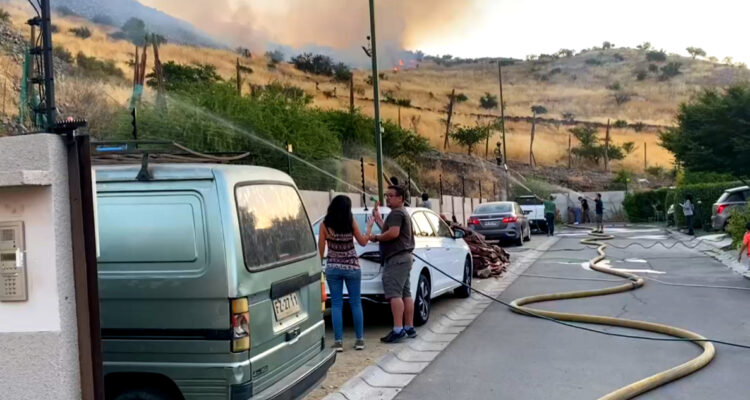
[95,163,335,400]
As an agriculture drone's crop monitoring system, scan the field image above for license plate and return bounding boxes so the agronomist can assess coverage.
[484,220,500,227]
[273,292,301,321]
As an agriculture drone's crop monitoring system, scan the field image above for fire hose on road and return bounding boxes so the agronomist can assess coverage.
[509,229,715,399]
[411,227,750,399]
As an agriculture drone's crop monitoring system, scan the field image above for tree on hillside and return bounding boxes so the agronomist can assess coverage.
[110,17,148,45]
[659,62,682,80]
[291,53,336,76]
[529,105,547,168]
[266,50,284,64]
[450,125,490,155]
[723,56,734,65]
[636,42,652,51]
[686,47,706,59]
[480,92,498,109]
[561,112,575,122]
[569,126,626,167]
[660,84,750,182]
[0,9,9,24]
[557,49,574,58]
[602,41,615,50]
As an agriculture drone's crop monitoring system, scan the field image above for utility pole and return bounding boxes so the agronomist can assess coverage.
[367,0,384,203]
[498,61,507,166]
[439,174,444,214]
[479,181,482,203]
[40,0,55,129]
[461,175,466,224]
[504,164,510,201]
[236,58,242,96]
[604,119,611,172]
[493,181,496,201]
[349,74,355,113]
[360,157,367,208]
[568,132,572,168]
[644,141,647,170]
[444,88,456,149]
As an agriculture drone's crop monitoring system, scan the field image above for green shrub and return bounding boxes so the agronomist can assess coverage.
[671,181,743,229]
[69,26,92,39]
[634,70,647,81]
[726,204,750,248]
[75,52,124,79]
[0,8,9,24]
[646,50,667,62]
[53,45,73,63]
[585,58,603,66]
[333,62,352,82]
[676,170,735,186]
[623,188,670,222]
[613,119,628,128]
[659,62,682,80]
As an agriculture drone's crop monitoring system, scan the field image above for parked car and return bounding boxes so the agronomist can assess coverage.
[96,164,335,400]
[468,201,531,246]
[515,195,546,232]
[313,207,472,326]
[712,186,749,231]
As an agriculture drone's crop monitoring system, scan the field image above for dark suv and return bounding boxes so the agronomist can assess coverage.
[711,186,749,231]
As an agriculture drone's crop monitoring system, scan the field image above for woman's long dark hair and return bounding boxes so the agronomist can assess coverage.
[324,195,353,234]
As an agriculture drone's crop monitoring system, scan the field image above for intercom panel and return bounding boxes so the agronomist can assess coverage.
[1,222,27,302]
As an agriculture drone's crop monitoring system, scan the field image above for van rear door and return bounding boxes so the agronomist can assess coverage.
[232,183,326,394]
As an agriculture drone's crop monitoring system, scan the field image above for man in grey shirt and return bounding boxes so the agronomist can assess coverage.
[371,184,416,343]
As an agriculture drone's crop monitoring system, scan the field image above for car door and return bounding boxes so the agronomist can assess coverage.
[425,211,464,290]
[411,211,447,292]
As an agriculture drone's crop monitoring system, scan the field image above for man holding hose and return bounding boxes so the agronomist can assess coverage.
[370,184,417,343]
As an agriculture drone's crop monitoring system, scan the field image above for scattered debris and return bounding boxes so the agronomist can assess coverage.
[450,224,510,278]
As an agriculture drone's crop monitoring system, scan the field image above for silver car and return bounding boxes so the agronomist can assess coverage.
[468,201,531,246]
[712,186,749,230]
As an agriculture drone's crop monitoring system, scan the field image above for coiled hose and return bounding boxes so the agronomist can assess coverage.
[509,230,716,399]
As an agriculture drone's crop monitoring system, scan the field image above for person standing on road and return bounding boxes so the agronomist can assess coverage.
[318,195,374,352]
[579,196,591,224]
[681,195,695,236]
[371,185,417,343]
[543,195,556,236]
[421,192,433,210]
[738,222,750,271]
[594,193,604,233]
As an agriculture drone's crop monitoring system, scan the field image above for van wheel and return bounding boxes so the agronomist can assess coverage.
[414,274,431,326]
[454,258,472,298]
[112,389,173,400]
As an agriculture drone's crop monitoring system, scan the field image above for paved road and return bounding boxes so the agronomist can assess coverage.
[307,236,553,400]
[396,226,750,400]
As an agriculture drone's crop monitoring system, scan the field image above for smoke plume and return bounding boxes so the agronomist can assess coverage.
[139,0,479,66]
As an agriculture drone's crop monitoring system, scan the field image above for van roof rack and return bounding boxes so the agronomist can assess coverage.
[91,140,253,181]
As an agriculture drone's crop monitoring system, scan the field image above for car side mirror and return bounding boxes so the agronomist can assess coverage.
[453,230,465,239]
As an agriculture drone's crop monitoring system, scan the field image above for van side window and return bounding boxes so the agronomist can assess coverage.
[236,184,316,270]
[97,193,206,274]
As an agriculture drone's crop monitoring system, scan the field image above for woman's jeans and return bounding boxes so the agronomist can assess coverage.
[325,267,364,341]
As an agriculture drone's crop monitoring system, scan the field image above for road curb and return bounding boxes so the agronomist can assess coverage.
[665,228,747,275]
[322,235,560,400]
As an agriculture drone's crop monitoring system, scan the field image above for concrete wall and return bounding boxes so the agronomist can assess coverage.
[552,191,626,223]
[300,190,486,225]
[0,134,80,399]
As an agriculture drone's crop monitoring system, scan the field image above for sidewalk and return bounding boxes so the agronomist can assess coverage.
[321,235,560,400]
[666,227,748,276]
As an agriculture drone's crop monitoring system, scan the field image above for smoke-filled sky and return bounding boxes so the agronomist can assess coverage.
[140,0,750,64]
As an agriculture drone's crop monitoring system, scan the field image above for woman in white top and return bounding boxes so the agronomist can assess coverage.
[680,194,695,235]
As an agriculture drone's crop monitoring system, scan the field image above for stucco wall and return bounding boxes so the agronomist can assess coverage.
[0,134,80,400]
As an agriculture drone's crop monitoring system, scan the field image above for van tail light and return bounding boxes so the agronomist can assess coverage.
[231,298,250,352]
[468,217,480,226]
[321,273,327,312]
[502,216,518,223]
[717,204,727,214]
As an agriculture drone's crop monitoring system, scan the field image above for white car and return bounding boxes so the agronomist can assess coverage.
[313,207,473,325]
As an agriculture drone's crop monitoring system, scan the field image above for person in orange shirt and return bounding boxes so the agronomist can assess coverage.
[738,222,750,270]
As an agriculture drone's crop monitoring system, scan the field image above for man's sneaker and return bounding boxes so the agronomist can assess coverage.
[332,341,344,352]
[354,339,365,350]
[404,327,418,338]
[380,330,407,343]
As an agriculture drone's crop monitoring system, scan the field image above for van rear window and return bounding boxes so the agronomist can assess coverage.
[236,184,316,270]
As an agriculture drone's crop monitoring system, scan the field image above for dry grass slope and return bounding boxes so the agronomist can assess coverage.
[4,1,747,172]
